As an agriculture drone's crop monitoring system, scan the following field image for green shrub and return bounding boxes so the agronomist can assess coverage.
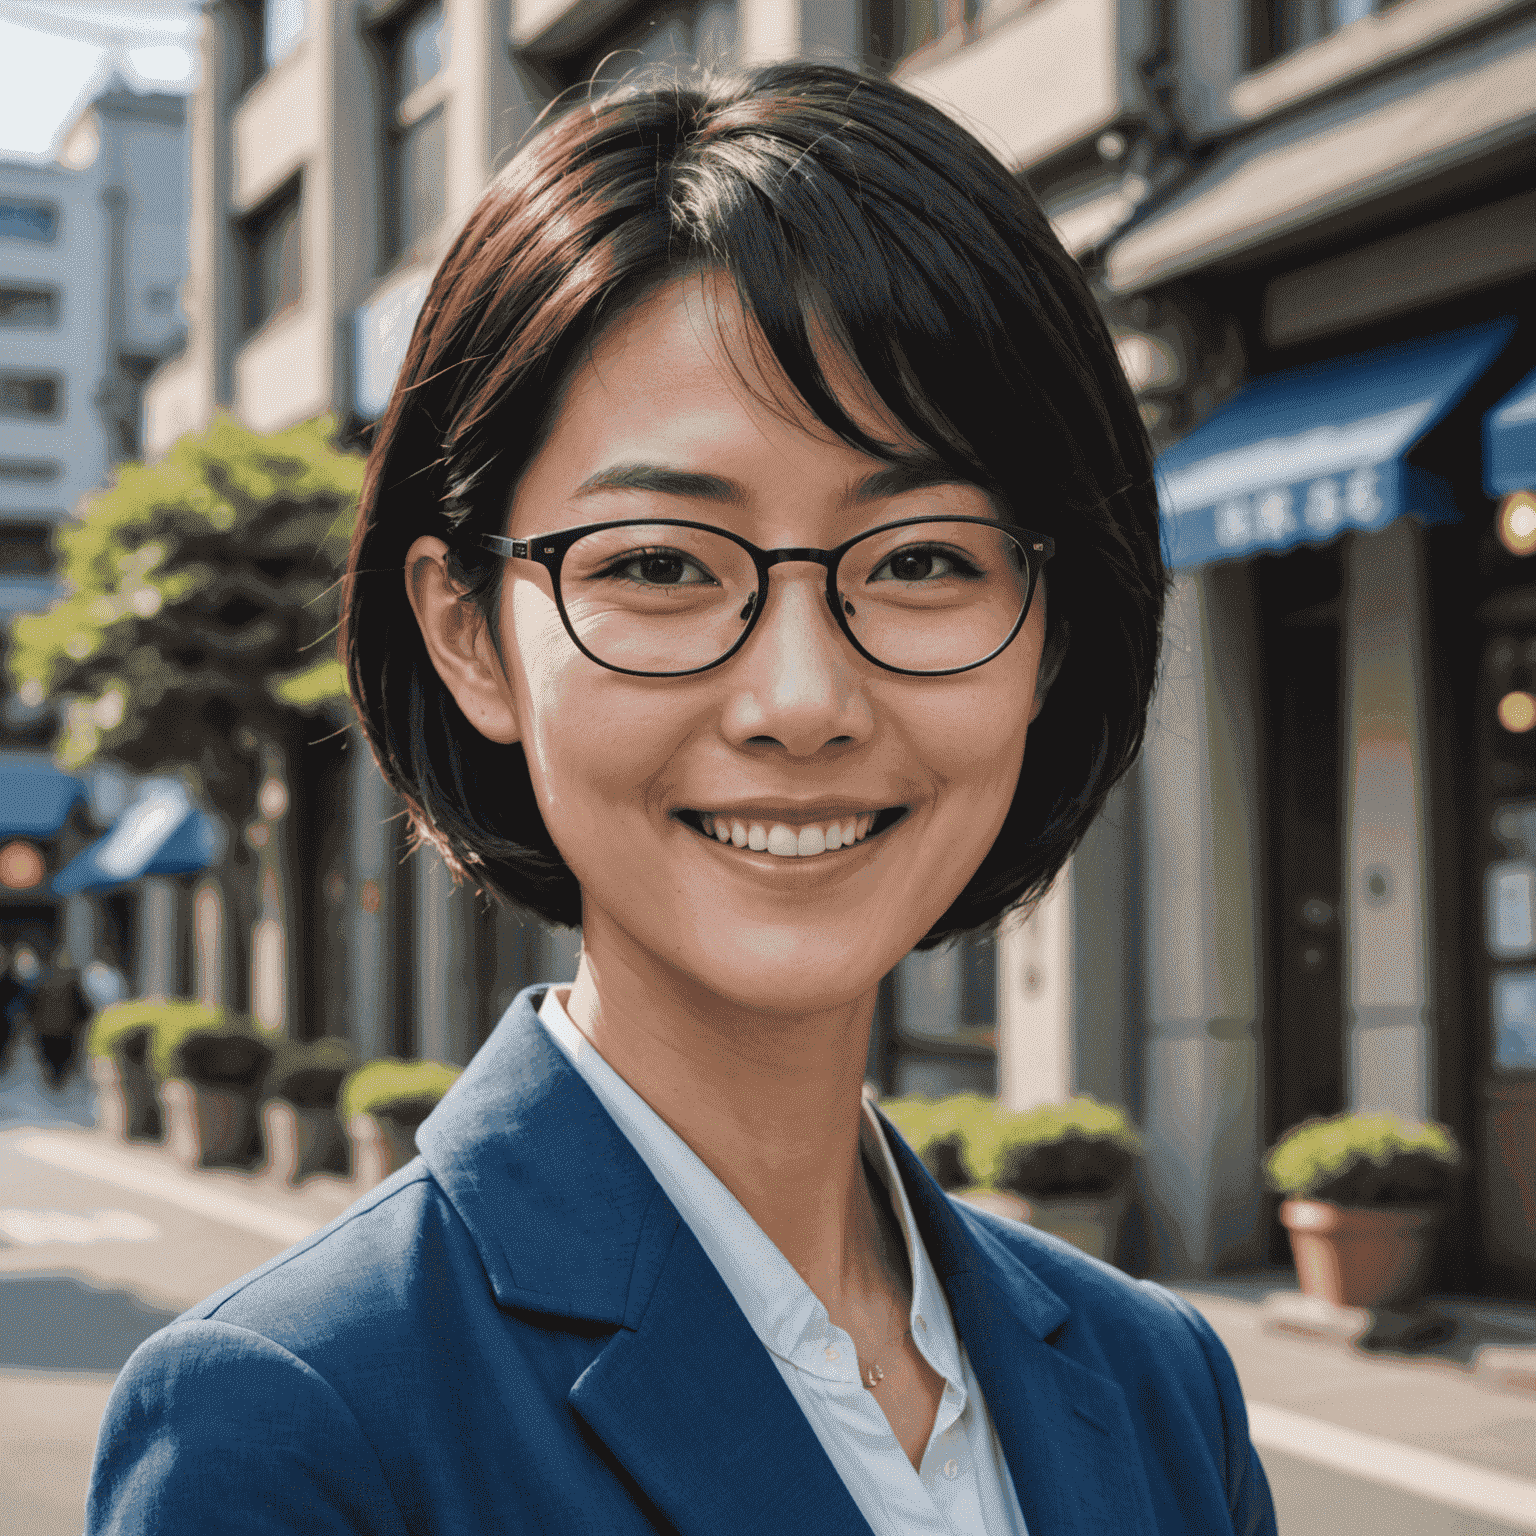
[263,1036,358,1109]
[1265,1111,1461,1206]
[878,1092,1142,1197]
[340,1059,461,1129]
[143,1002,274,1087]
[88,999,171,1062]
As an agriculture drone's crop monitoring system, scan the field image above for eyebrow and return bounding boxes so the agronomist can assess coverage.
[571,453,977,507]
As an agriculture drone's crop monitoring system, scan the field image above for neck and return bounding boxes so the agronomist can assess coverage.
[562,922,902,1315]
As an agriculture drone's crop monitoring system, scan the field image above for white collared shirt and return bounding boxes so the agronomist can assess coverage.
[538,987,1030,1536]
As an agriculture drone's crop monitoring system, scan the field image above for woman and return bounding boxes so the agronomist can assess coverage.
[88,63,1275,1535]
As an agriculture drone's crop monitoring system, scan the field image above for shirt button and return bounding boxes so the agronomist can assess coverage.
[824,1346,840,1361]
[943,1459,960,1480]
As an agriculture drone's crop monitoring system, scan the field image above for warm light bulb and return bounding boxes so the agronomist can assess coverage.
[1498,690,1536,733]
[1497,491,1536,557]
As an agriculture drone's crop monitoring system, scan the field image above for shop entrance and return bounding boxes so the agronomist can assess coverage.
[1255,544,1348,1260]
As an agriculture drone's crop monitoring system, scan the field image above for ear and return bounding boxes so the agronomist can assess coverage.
[403,535,521,745]
[1030,617,1070,724]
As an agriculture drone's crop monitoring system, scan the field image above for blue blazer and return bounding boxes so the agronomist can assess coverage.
[88,987,1276,1535]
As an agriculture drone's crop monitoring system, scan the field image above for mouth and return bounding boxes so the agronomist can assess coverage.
[674,806,909,859]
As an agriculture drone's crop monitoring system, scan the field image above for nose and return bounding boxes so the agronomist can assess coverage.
[720,563,874,757]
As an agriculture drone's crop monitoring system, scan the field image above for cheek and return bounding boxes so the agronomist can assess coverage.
[502,582,686,843]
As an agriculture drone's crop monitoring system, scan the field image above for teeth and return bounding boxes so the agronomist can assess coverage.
[766,825,799,856]
[694,811,889,856]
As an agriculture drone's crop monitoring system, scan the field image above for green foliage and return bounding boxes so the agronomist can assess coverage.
[263,1035,359,1108]
[87,998,174,1062]
[878,1093,1142,1196]
[141,1001,273,1086]
[1265,1111,1462,1205]
[9,414,364,820]
[340,1058,462,1126]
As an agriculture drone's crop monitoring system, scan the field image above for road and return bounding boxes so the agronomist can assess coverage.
[3,1046,1534,1534]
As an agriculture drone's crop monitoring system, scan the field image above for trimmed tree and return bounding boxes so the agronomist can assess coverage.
[9,413,363,1017]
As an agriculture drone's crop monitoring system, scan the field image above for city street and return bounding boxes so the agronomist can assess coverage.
[3,1043,1534,1536]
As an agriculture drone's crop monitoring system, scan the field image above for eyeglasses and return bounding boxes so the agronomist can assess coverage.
[477,516,1055,678]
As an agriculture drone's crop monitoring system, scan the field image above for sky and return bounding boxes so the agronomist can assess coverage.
[0,0,201,161]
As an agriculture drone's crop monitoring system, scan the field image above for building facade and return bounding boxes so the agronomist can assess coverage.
[0,82,191,989]
[146,0,1536,1295]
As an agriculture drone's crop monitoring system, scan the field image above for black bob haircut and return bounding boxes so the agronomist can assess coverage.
[342,62,1167,949]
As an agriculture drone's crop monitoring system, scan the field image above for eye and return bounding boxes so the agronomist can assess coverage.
[600,547,718,588]
[868,544,982,583]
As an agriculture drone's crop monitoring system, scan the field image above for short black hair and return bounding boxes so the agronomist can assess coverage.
[342,61,1166,947]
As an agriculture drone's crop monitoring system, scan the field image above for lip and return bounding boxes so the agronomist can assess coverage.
[673,799,903,824]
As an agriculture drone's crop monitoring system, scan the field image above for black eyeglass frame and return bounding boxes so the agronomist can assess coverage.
[476,515,1056,679]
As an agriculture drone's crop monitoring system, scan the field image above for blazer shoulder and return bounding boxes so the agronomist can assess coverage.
[178,1164,476,1358]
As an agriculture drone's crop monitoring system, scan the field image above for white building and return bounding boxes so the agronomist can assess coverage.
[0,80,190,976]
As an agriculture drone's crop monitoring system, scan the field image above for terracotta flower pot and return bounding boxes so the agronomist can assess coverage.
[1022,1184,1132,1264]
[956,1184,1131,1264]
[159,1078,263,1171]
[1280,1198,1441,1308]
[262,1099,350,1185]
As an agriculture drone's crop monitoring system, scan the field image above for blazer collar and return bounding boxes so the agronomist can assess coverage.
[417,988,1156,1536]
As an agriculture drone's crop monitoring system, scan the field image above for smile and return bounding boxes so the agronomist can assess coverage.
[675,807,908,858]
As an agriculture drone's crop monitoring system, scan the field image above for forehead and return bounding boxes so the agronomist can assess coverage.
[506,272,961,528]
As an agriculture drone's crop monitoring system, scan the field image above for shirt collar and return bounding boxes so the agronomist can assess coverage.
[537,985,967,1393]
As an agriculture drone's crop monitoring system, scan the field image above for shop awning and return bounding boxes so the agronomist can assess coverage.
[53,784,221,895]
[1156,320,1514,570]
[0,752,85,839]
[1486,367,1536,497]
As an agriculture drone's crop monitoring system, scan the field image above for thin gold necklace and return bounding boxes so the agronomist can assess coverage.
[855,1318,913,1389]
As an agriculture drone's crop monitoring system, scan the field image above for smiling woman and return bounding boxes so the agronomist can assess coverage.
[87,62,1275,1536]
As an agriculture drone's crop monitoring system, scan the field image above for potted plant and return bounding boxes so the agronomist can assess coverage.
[983,1097,1142,1262]
[877,1092,1142,1263]
[87,1000,168,1141]
[340,1058,462,1188]
[260,1036,357,1185]
[1265,1110,1462,1309]
[151,1004,276,1171]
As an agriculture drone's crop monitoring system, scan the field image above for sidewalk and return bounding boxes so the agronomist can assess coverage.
[1173,1273,1536,1529]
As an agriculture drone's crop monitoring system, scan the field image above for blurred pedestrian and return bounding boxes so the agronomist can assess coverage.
[0,944,18,1073]
[31,946,94,1091]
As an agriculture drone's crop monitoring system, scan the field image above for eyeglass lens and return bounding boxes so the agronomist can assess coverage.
[555,520,1034,676]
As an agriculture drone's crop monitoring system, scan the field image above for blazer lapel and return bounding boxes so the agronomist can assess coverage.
[569,1194,876,1536]
[882,1118,1159,1536]
[417,992,873,1536]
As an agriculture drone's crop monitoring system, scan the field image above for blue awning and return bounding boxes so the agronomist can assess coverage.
[53,784,221,895]
[1156,319,1515,569]
[1486,367,1536,498]
[0,752,85,839]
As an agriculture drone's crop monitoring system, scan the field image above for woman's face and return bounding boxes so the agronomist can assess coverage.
[452,273,1048,1018]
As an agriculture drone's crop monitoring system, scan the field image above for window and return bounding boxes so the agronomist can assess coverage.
[1251,0,1376,66]
[0,199,58,244]
[868,0,979,71]
[381,1,449,264]
[0,461,61,484]
[0,287,59,329]
[0,375,62,420]
[263,0,306,70]
[240,179,302,334]
[557,1,737,91]
[0,523,54,577]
